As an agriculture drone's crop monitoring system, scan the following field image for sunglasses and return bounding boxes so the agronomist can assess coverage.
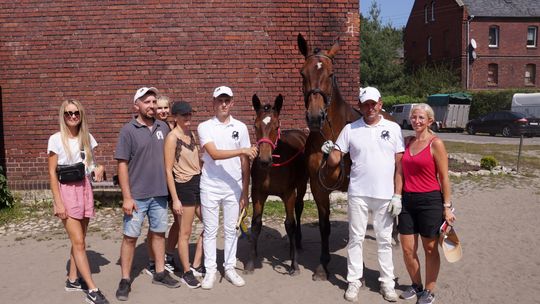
[64,111,81,118]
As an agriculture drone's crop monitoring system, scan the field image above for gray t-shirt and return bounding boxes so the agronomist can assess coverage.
[115,118,169,200]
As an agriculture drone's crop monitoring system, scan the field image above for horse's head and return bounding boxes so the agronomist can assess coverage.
[297,33,339,132]
[252,94,283,167]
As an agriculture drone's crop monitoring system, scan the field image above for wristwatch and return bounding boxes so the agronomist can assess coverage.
[443,202,453,208]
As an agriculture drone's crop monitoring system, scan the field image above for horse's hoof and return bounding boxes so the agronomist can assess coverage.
[243,268,254,275]
[289,269,301,276]
[243,261,255,274]
[311,265,328,281]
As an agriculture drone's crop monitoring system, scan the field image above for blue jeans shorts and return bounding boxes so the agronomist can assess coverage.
[123,196,168,238]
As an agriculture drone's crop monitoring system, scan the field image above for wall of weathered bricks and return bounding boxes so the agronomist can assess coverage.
[0,0,360,189]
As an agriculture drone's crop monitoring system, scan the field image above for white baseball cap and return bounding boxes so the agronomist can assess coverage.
[358,86,381,103]
[213,86,233,98]
[133,87,159,103]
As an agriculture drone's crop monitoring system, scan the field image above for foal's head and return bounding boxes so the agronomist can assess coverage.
[297,33,339,132]
[252,94,283,167]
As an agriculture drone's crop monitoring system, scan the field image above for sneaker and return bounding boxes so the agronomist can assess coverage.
[344,280,362,302]
[143,262,156,277]
[86,289,109,304]
[380,285,399,302]
[417,290,435,304]
[164,254,177,273]
[190,265,206,277]
[152,271,181,288]
[115,279,131,301]
[400,284,423,300]
[181,270,201,289]
[201,272,217,290]
[224,269,245,287]
[65,278,86,292]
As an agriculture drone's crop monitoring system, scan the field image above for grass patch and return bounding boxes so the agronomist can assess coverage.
[0,198,53,226]
[255,199,320,220]
[446,142,540,173]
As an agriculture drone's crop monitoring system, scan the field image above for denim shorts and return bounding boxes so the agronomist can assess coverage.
[123,196,168,238]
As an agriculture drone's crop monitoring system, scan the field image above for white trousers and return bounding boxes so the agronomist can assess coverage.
[347,195,395,288]
[201,189,240,274]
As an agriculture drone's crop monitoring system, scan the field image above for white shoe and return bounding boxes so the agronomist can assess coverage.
[201,272,216,290]
[344,280,362,302]
[224,269,245,287]
[380,285,398,302]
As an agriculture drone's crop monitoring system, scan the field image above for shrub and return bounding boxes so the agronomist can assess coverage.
[480,156,499,170]
[0,166,15,209]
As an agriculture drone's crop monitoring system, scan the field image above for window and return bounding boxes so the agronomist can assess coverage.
[489,26,499,47]
[525,64,536,85]
[427,36,432,56]
[527,26,537,47]
[431,1,435,21]
[424,5,428,23]
[488,64,498,85]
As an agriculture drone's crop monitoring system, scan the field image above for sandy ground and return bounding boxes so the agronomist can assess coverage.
[1,176,540,304]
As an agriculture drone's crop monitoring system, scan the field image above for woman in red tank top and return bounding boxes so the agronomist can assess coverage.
[397,104,456,304]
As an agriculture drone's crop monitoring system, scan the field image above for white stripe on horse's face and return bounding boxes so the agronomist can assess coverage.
[262,116,271,125]
[317,62,323,70]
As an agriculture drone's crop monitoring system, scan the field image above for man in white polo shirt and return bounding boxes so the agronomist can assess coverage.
[197,86,258,290]
[322,86,404,302]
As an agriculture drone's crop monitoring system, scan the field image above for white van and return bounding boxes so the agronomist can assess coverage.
[390,103,417,129]
[511,93,540,117]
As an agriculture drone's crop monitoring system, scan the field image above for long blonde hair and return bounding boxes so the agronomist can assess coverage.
[58,100,93,166]
[410,103,436,134]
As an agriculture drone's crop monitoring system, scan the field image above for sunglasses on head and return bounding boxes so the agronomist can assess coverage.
[64,111,80,118]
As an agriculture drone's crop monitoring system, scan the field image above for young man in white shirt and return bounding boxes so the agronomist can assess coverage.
[322,87,404,302]
[197,86,257,289]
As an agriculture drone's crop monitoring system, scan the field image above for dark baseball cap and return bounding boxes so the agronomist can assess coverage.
[171,101,194,115]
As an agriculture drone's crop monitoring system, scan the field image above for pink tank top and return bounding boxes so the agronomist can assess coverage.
[402,138,441,193]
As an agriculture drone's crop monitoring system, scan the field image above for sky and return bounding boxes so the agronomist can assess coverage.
[360,0,415,28]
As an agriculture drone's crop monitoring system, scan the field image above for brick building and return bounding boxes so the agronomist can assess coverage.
[404,0,540,90]
[0,1,361,190]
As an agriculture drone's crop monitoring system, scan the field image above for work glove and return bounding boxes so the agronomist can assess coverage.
[387,194,402,217]
[321,140,335,155]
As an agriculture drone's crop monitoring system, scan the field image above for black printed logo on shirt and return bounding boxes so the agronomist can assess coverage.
[232,130,239,141]
[380,130,390,141]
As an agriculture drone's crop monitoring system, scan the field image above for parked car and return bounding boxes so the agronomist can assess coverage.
[465,111,540,137]
[390,103,417,129]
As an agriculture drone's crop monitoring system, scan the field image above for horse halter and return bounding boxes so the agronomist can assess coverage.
[303,53,336,109]
[256,127,281,152]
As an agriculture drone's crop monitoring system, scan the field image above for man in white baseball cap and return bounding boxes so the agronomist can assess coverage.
[133,87,159,103]
[321,86,404,302]
[197,85,257,290]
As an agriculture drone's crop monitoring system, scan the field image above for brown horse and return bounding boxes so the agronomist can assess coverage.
[244,94,309,275]
[297,33,361,280]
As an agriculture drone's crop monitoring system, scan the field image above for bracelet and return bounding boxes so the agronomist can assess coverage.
[443,202,453,208]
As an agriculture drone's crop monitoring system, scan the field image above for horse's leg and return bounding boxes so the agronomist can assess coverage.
[294,177,308,250]
[283,191,301,276]
[244,191,267,274]
[311,182,331,281]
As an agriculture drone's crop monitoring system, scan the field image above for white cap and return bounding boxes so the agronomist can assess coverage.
[358,87,381,103]
[213,86,233,98]
[133,87,159,103]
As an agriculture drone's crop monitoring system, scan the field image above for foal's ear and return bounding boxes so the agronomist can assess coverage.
[252,94,261,112]
[297,33,309,58]
[274,94,283,115]
[327,37,340,58]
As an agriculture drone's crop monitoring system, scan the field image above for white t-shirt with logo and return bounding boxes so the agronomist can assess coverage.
[47,132,97,174]
[335,116,404,199]
[198,116,251,193]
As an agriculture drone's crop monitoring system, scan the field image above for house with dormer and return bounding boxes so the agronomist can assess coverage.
[404,0,540,90]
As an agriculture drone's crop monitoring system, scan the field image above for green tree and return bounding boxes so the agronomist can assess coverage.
[360,1,405,95]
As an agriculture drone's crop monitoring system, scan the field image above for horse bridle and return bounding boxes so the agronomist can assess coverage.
[256,126,304,167]
[303,53,336,110]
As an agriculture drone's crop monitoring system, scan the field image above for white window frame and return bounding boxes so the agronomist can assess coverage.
[488,63,498,85]
[527,26,537,48]
[424,5,428,24]
[427,36,432,56]
[525,64,536,85]
[489,26,499,48]
[431,1,435,21]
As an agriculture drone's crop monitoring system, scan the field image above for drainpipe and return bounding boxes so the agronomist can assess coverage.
[466,15,474,89]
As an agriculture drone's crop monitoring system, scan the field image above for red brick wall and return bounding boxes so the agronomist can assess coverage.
[405,1,540,90]
[468,18,540,89]
[0,1,360,189]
